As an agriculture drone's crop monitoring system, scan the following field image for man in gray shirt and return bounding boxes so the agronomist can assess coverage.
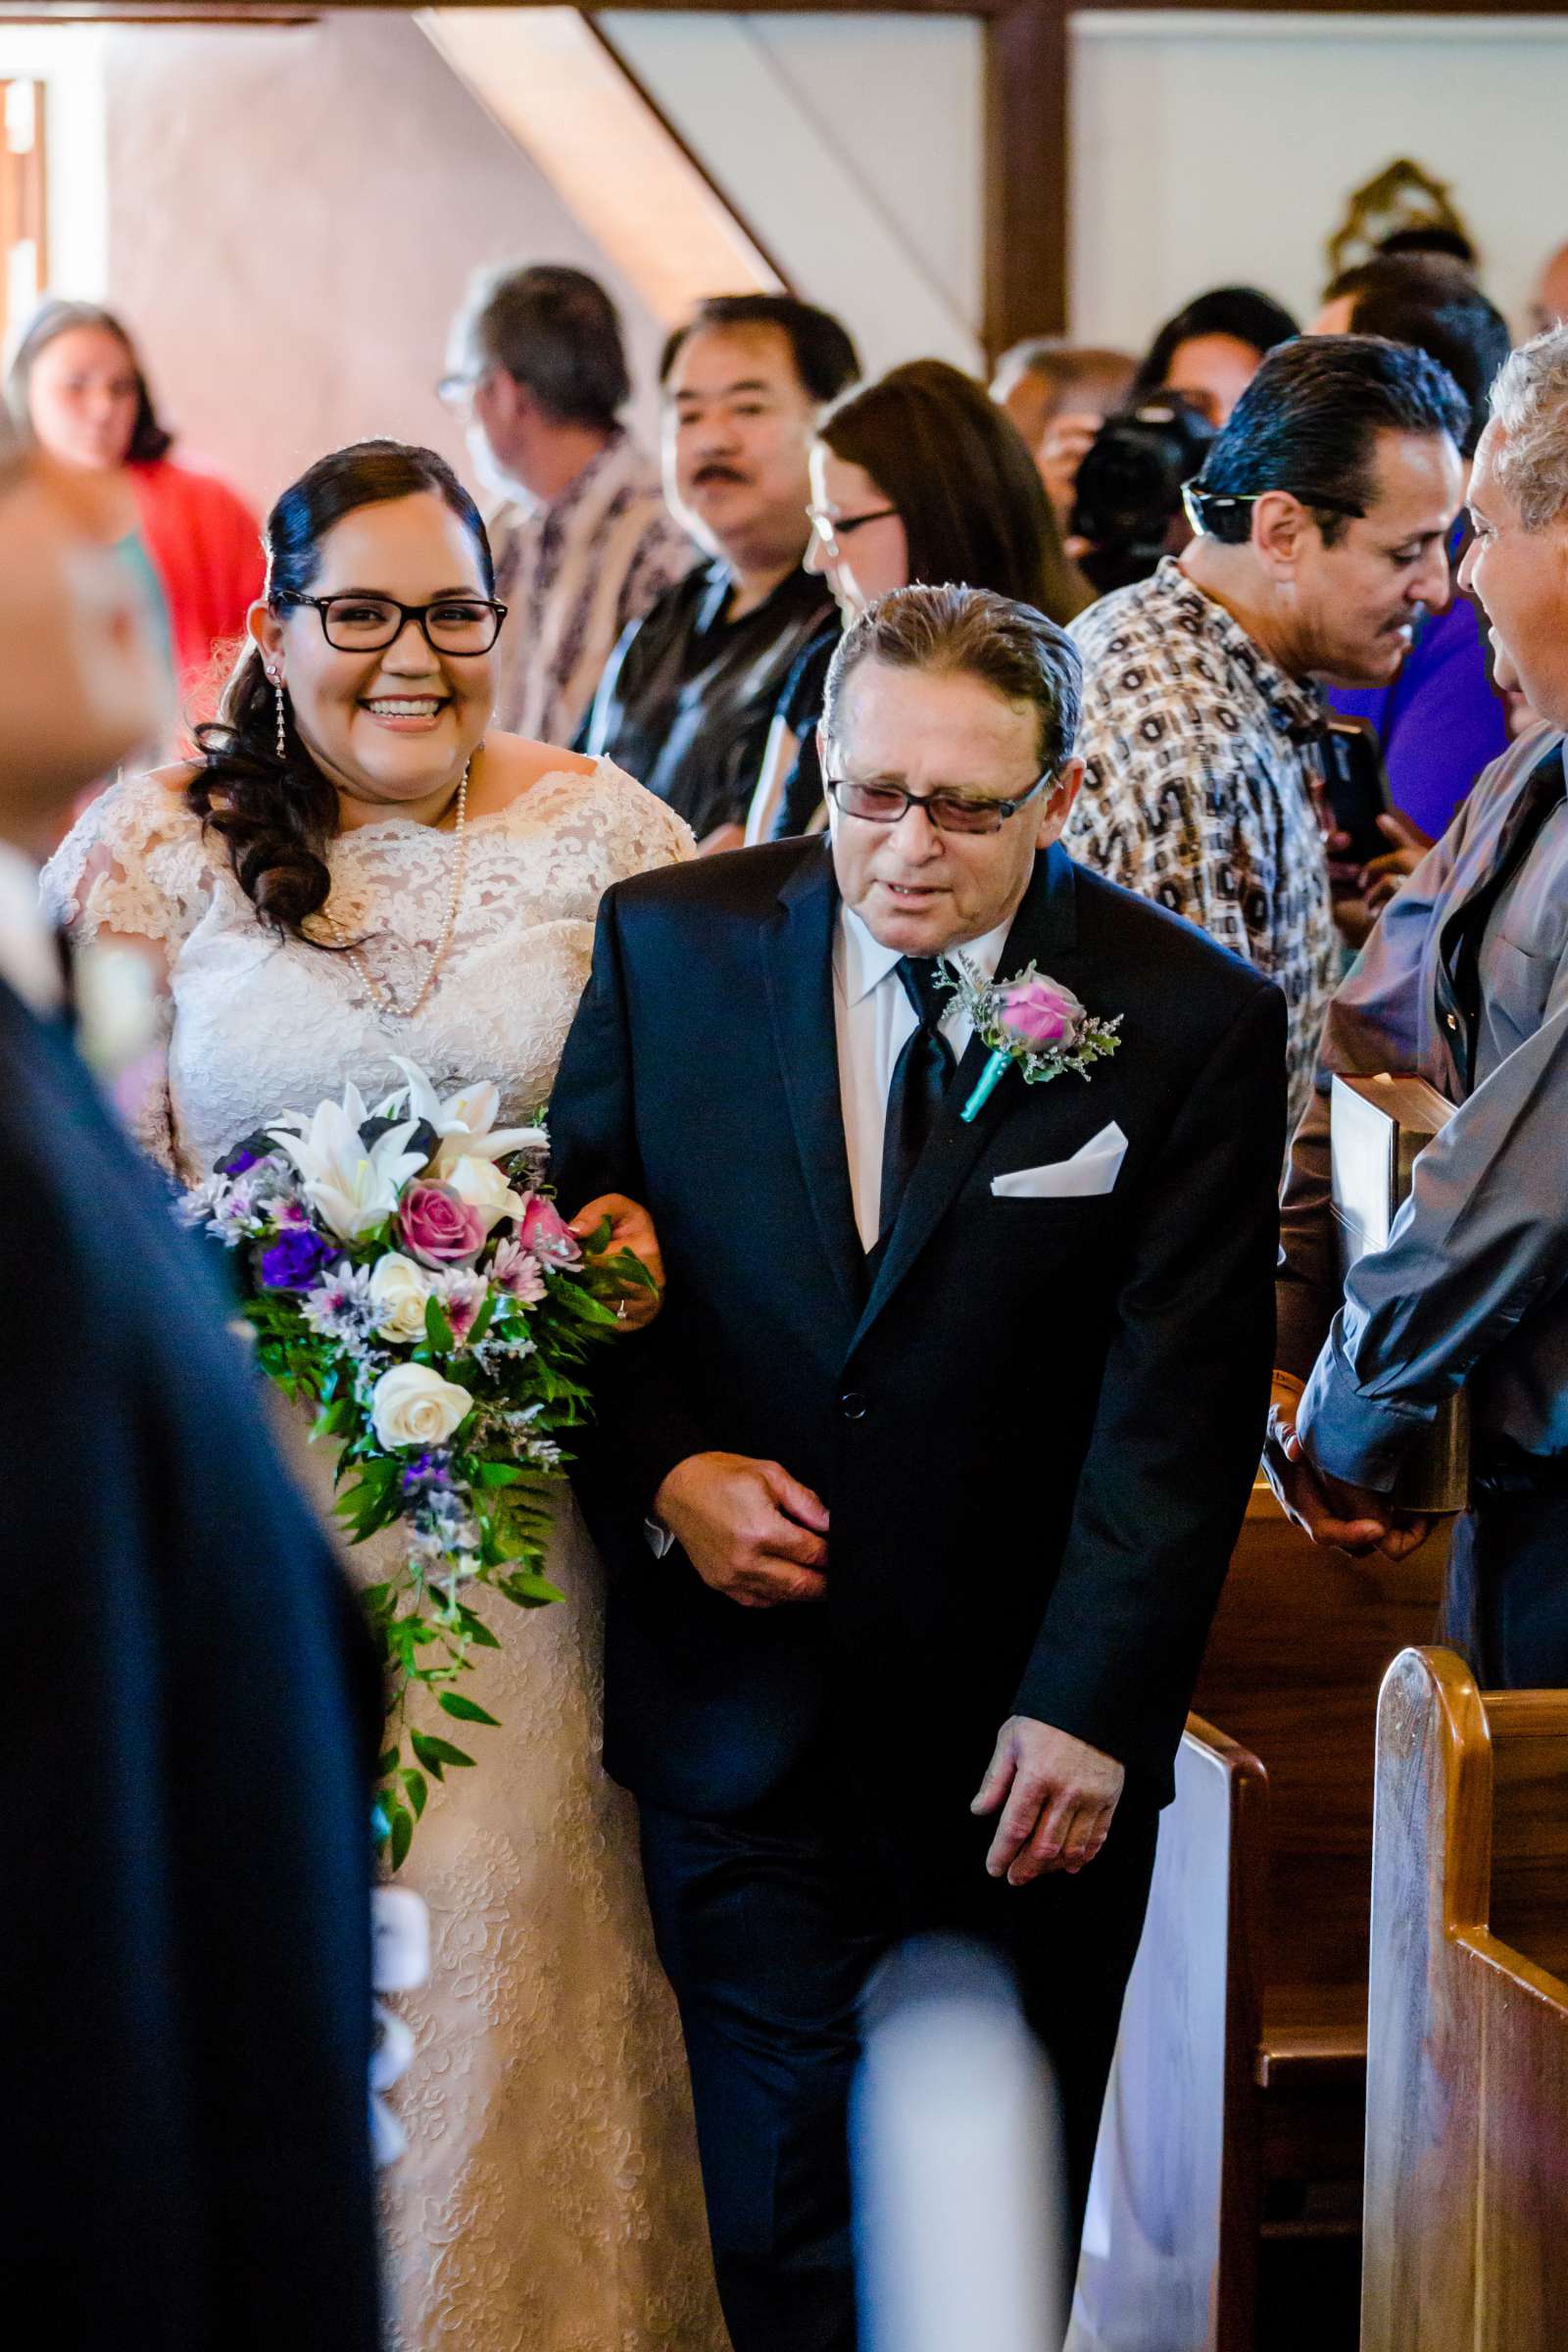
[1270,325,1568,1687]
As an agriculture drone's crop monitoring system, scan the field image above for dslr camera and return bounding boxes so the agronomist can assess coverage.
[1068,394,1217,597]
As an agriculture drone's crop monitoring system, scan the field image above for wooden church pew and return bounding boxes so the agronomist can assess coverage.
[1361,1645,1568,2352]
[1069,1481,1448,2352]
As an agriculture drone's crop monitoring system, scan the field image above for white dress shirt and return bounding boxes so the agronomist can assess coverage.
[833,906,1011,1251]
[0,841,63,1018]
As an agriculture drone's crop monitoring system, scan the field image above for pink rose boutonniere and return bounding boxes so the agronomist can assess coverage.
[938,956,1123,1121]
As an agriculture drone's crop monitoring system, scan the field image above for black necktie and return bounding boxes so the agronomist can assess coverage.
[1437,743,1565,1090]
[878,956,956,1240]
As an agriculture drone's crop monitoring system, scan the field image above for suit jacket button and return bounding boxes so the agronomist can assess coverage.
[840,1391,868,1421]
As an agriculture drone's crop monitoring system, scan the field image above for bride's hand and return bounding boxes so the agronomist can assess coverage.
[568,1193,665,1331]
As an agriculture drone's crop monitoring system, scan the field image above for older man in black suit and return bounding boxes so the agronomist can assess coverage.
[0,426,381,2342]
[552,583,1286,2350]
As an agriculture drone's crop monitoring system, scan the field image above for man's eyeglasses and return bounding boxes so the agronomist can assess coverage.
[1182,481,1366,535]
[806,506,899,556]
[824,769,1056,838]
[273,593,508,656]
[435,368,490,415]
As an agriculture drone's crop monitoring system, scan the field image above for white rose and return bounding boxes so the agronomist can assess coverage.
[368,1251,435,1344]
[370,1363,473,1450]
[445,1152,527,1234]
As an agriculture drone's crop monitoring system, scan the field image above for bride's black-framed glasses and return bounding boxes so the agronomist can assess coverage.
[273,591,509,656]
[824,767,1056,837]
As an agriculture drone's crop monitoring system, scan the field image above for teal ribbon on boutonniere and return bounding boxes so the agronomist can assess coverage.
[937,956,1123,1123]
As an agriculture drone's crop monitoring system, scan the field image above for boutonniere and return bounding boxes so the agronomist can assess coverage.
[938,956,1123,1123]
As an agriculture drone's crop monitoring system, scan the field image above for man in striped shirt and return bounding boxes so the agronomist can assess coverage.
[444,264,698,748]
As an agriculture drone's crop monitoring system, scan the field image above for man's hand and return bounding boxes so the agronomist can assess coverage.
[1360,810,1433,912]
[569,1193,663,1331]
[654,1452,829,1608]
[970,1717,1125,1886]
[1037,411,1103,522]
[1262,1375,1429,1560]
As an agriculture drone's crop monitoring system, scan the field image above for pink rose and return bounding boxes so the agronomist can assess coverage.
[1000,976,1083,1050]
[399,1180,487,1269]
[518,1191,583,1269]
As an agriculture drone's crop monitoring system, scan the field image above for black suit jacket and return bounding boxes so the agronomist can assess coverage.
[0,981,381,2347]
[551,838,1285,1827]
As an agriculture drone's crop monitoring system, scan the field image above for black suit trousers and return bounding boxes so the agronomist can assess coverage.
[637,1764,1159,2352]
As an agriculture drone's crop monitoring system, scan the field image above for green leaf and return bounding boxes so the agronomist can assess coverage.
[456,1604,500,1650]
[376,1744,400,1780]
[399,1767,428,1819]
[439,1691,500,1727]
[424,1294,455,1352]
[412,1731,476,1771]
[467,1286,498,1348]
[312,1396,357,1442]
[499,1569,565,1608]
[473,1461,529,1488]
[388,1801,414,1872]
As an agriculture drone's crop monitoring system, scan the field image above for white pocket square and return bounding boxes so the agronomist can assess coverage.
[990,1120,1128,1200]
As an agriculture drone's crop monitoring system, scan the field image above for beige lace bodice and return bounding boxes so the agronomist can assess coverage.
[42,757,690,1178]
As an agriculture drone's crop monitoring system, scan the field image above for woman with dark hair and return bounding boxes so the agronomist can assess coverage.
[42,438,729,2352]
[1128,283,1300,425]
[8,299,264,698]
[746,358,1088,840]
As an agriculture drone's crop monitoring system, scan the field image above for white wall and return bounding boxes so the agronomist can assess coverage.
[599,9,985,377]
[0,25,107,314]
[97,11,667,513]
[1071,11,1568,353]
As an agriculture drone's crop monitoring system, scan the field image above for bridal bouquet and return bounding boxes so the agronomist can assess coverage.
[182,1061,651,1869]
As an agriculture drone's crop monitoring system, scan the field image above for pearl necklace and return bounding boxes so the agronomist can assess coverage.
[337,760,470,1025]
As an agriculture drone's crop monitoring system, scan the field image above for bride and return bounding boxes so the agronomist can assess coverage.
[44,439,731,2352]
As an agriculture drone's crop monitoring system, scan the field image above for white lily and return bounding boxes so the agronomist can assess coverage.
[269,1081,428,1241]
[380,1057,547,1175]
[445,1152,529,1233]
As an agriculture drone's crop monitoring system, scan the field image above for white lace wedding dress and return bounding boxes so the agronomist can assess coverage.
[44,759,732,2352]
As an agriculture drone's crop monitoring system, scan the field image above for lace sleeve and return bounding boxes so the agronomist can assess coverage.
[40,769,214,956]
[41,773,210,1179]
[589,760,696,884]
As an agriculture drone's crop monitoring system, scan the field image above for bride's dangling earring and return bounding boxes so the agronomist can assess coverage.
[271,670,288,760]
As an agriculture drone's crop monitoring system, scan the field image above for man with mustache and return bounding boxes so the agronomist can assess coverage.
[584,294,858,852]
[1064,335,1468,1126]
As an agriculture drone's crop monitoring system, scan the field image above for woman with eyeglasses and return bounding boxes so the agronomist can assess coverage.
[42,438,731,2352]
[745,357,1089,843]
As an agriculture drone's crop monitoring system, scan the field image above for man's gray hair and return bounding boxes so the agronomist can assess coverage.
[823,583,1083,775]
[1490,324,1568,528]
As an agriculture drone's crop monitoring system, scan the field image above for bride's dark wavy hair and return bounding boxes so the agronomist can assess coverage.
[189,439,494,939]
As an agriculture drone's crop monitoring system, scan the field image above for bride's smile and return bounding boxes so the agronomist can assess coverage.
[250,485,502,829]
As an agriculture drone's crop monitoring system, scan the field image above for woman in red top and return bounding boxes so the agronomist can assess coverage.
[6,300,264,702]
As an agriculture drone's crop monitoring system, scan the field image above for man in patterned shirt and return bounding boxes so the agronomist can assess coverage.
[443,264,698,747]
[1065,335,1467,1124]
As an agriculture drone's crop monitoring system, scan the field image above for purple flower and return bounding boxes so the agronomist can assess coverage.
[216,1127,276,1178]
[400,1449,456,1499]
[260,1227,332,1290]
